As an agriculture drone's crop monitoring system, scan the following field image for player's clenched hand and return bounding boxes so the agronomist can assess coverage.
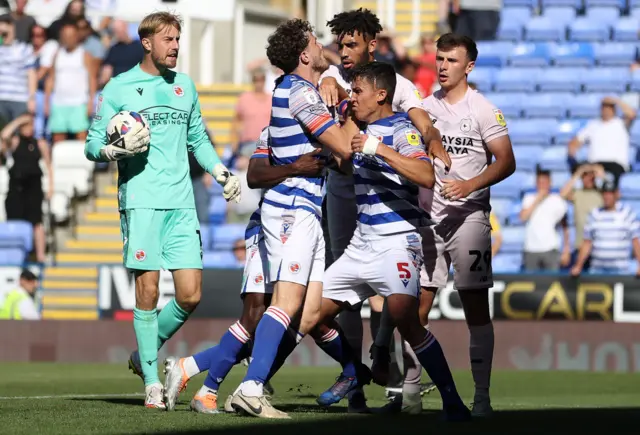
[319,77,340,107]
[101,123,150,161]
[292,148,325,177]
[213,163,241,203]
[351,134,379,156]
[429,137,451,171]
[440,178,473,201]
[570,265,582,277]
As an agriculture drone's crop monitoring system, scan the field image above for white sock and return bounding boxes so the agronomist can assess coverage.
[196,385,217,397]
[239,380,263,397]
[469,322,494,400]
[401,340,421,396]
[183,356,201,378]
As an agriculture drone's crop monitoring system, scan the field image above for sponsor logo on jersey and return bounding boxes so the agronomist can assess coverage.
[493,109,506,127]
[405,130,420,146]
[173,85,184,97]
[139,108,189,127]
[289,262,301,274]
[280,212,296,244]
[303,86,319,105]
[441,135,474,155]
[135,250,146,261]
[253,273,264,285]
[414,89,422,100]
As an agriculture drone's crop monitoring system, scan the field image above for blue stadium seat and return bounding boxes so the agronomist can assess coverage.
[497,21,523,41]
[492,253,523,273]
[541,0,581,7]
[537,67,586,92]
[582,68,630,92]
[208,180,223,195]
[629,121,640,145]
[509,43,552,67]
[585,0,626,8]
[0,248,27,266]
[551,170,572,189]
[539,146,570,171]
[508,119,557,144]
[494,68,540,92]
[476,41,513,67]
[523,93,570,118]
[500,227,526,253]
[585,6,621,25]
[626,199,640,217]
[554,119,586,145]
[569,18,610,42]
[202,251,241,269]
[513,145,544,171]
[550,43,595,66]
[468,68,496,92]
[612,18,640,42]
[211,223,246,251]
[484,93,525,118]
[208,195,227,225]
[504,0,539,6]
[567,93,607,118]
[619,173,640,198]
[630,70,640,92]
[594,43,637,66]
[525,17,566,41]
[632,7,640,19]
[127,22,140,40]
[199,224,211,251]
[492,172,535,199]
[507,200,525,226]
[542,7,577,26]
[491,198,515,223]
[0,221,33,251]
[502,6,534,25]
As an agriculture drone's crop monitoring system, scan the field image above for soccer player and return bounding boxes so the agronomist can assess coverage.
[227,19,357,420]
[84,12,241,409]
[306,61,469,421]
[373,33,516,417]
[162,128,326,413]
[318,8,447,408]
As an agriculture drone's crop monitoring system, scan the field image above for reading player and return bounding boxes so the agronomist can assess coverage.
[84,12,240,408]
[376,33,516,417]
[162,129,326,413]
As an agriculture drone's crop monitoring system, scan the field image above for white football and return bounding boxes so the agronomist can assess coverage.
[106,111,148,148]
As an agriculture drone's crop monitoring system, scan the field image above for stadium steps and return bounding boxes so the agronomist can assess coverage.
[354,0,438,41]
[196,84,249,147]
[39,267,99,320]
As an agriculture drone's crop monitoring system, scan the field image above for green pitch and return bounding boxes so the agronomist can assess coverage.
[1,363,639,435]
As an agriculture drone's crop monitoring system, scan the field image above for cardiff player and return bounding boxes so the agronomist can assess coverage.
[162,129,326,413]
[84,12,240,408]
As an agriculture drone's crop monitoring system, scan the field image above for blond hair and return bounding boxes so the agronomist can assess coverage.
[138,11,182,40]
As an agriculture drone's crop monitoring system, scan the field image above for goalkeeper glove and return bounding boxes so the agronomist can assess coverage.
[213,163,241,203]
[100,123,150,161]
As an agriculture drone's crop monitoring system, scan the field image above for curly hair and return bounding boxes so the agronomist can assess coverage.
[266,19,314,74]
[326,8,382,41]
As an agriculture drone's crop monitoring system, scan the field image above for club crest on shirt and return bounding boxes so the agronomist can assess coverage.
[302,86,318,105]
[493,109,506,127]
[135,249,146,261]
[173,85,184,97]
[460,118,472,133]
[280,212,296,244]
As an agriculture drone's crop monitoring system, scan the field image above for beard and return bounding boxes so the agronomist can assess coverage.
[311,54,330,74]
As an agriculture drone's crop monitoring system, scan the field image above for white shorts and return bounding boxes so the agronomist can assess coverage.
[261,204,325,286]
[326,180,357,259]
[420,215,493,290]
[240,233,273,295]
[323,230,423,306]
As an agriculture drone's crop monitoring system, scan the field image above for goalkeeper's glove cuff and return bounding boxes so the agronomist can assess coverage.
[100,144,131,162]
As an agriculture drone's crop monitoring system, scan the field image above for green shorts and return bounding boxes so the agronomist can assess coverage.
[48,104,90,134]
[119,209,203,271]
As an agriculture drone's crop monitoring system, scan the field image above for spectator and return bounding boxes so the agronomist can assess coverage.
[230,69,272,157]
[45,21,96,144]
[489,212,502,258]
[559,163,605,269]
[189,150,213,224]
[519,168,571,272]
[569,97,636,185]
[46,0,84,41]
[0,16,36,128]
[453,0,502,41]
[400,60,420,95]
[0,0,35,43]
[571,181,640,276]
[437,0,454,35]
[99,19,143,86]
[30,24,50,139]
[232,238,245,267]
[245,57,283,93]
[0,269,40,320]
[374,31,406,72]
[0,113,52,263]
[77,17,106,66]
[413,34,437,97]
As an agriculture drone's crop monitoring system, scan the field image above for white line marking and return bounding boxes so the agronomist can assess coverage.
[0,393,144,400]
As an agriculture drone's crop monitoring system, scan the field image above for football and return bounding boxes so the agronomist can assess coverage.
[106,111,148,148]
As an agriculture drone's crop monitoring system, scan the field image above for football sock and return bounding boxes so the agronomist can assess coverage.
[240,307,290,397]
[133,308,160,386]
[374,301,395,348]
[402,340,422,396]
[266,327,303,382]
[337,308,363,364]
[157,298,190,349]
[199,321,251,391]
[469,322,494,400]
[315,328,357,378]
[413,330,463,407]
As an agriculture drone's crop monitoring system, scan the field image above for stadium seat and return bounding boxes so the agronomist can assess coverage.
[513,145,544,171]
[490,198,514,223]
[585,6,621,25]
[541,0,581,8]
[507,200,525,226]
[523,93,570,118]
[525,17,566,41]
[476,41,513,67]
[630,122,640,146]
[612,18,640,42]
[551,170,571,189]
[497,21,523,41]
[509,43,552,67]
[483,93,525,118]
[550,42,595,66]
[504,0,539,6]
[208,195,227,225]
[52,140,94,198]
[468,67,497,92]
[202,251,241,269]
[632,6,640,19]
[0,248,27,266]
[500,227,526,253]
[568,18,610,42]
[582,68,630,92]
[629,70,640,92]
[199,224,211,251]
[594,43,637,66]
[542,7,577,26]
[585,0,626,8]
[539,146,570,171]
[619,173,640,198]
[0,220,33,251]
[508,119,557,144]
[502,7,534,25]
[211,223,246,251]
[554,120,586,145]
[492,253,523,273]
[537,67,587,92]
[492,171,535,199]
[567,93,607,118]
[494,68,540,92]
[626,199,640,217]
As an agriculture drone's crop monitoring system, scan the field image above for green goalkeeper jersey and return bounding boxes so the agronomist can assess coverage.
[85,64,221,210]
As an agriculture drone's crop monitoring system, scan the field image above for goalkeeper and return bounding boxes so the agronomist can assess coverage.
[84,11,241,409]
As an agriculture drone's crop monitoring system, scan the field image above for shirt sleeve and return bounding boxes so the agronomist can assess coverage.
[474,95,509,144]
[626,207,640,240]
[289,82,337,137]
[393,125,431,162]
[39,40,59,68]
[392,74,424,113]
[251,128,270,159]
[521,193,536,209]
[576,121,593,143]
[583,210,596,241]
[18,298,40,320]
[84,82,121,161]
[186,78,223,173]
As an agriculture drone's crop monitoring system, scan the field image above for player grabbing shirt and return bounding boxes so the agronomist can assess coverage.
[84,12,240,409]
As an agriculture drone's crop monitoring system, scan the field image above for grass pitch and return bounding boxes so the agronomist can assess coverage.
[0,363,639,434]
